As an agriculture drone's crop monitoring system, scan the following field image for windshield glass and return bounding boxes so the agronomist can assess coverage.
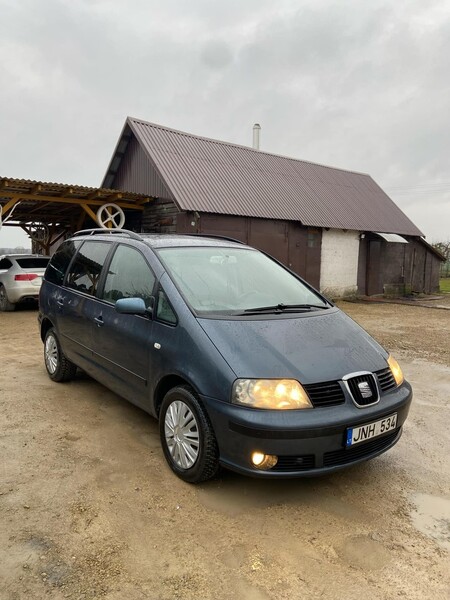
[157,247,328,315]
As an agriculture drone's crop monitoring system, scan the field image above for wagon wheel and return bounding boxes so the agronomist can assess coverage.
[96,203,126,229]
[28,223,50,246]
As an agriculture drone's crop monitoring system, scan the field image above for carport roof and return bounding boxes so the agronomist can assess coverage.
[104,117,423,237]
[0,177,152,229]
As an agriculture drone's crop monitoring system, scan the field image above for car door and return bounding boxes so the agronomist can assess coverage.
[92,243,156,407]
[57,240,112,371]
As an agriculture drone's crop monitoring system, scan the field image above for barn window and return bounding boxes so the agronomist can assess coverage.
[307,230,320,248]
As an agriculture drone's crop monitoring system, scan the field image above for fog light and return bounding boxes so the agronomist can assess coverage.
[251,452,278,470]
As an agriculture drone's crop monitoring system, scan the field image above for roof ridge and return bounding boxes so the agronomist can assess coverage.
[126,116,370,178]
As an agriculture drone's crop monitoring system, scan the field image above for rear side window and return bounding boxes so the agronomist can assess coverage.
[66,241,111,296]
[101,244,155,308]
[0,258,13,270]
[16,257,50,269]
[45,241,81,285]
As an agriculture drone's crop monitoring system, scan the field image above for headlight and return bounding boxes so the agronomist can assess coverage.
[232,379,313,410]
[387,354,404,386]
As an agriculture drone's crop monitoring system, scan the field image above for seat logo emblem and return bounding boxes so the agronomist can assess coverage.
[358,381,372,398]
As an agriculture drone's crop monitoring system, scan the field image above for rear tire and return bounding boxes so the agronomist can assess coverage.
[159,385,220,483]
[0,285,15,311]
[44,328,77,382]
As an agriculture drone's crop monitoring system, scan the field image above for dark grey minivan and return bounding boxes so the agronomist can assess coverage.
[39,229,412,483]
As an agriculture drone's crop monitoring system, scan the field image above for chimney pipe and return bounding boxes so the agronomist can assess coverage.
[252,123,261,150]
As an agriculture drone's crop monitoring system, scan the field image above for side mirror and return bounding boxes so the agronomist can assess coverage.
[115,297,153,316]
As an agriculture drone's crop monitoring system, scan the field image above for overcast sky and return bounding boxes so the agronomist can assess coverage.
[1,0,449,248]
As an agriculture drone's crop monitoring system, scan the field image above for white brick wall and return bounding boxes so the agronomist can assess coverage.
[320,229,360,298]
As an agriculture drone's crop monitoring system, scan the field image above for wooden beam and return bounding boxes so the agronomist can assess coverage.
[20,225,47,253]
[80,203,99,223]
[27,201,50,215]
[134,197,152,206]
[50,228,68,247]
[106,192,122,201]
[87,190,102,201]
[76,209,86,231]
[1,197,20,217]
[106,205,112,229]
[0,192,144,211]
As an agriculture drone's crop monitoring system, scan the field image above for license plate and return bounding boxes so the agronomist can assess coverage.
[346,413,397,447]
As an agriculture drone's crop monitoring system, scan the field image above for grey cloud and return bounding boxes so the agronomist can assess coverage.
[200,41,234,69]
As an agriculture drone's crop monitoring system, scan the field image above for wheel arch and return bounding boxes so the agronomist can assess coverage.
[153,374,200,417]
[40,317,55,342]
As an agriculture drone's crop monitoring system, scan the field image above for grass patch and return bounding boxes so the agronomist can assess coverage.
[440,278,450,293]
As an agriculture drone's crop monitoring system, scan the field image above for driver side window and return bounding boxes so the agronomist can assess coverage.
[102,245,155,308]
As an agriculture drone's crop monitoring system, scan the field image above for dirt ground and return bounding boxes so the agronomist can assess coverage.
[1,302,449,600]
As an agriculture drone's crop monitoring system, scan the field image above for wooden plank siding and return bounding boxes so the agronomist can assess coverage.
[141,198,179,235]
[358,235,441,295]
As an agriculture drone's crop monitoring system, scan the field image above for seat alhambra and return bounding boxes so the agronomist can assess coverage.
[39,229,412,483]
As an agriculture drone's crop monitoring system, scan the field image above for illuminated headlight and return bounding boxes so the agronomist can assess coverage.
[387,354,404,386]
[232,379,313,410]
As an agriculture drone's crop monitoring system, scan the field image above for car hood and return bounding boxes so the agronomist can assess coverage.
[198,308,388,384]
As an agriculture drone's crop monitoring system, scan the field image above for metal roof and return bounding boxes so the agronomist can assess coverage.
[375,232,408,243]
[103,117,423,237]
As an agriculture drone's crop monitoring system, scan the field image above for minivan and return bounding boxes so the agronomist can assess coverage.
[39,229,412,483]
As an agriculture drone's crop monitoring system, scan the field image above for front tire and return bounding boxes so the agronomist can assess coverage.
[0,285,15,311]
[44,328,77,382]
[159,386,220,483]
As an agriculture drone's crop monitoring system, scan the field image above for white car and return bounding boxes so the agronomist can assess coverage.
[0,254,50,311]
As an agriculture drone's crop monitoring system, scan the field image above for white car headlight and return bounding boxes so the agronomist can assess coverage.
[232,379,313,410]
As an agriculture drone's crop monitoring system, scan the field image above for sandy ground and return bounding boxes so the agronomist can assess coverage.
[1,302,449,600]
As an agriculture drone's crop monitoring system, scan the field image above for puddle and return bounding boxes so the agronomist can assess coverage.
[336,534,390,570]
[410,493,450,551]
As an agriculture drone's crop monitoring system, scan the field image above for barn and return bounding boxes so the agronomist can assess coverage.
[101,117,443,297]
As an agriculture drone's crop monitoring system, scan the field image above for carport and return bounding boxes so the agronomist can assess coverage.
[0,177,153,254]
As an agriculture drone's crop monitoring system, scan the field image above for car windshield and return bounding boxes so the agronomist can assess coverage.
[157,246,329,315]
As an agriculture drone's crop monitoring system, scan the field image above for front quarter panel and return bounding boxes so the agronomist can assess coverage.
[149,273,237,412]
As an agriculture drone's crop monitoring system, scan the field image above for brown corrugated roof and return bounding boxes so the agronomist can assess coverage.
[104,117,423,236]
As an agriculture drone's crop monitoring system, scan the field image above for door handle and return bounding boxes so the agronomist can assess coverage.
[94,316,104,327]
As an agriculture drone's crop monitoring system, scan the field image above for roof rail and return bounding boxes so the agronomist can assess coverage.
[181,233,246,245]
[72,228,144,241]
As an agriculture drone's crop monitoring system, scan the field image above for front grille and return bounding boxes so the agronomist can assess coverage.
[272,455,315,472]
[375,367,397,393]
[346,374,379,406]
[323,428,400,467]
[304,380,345,407]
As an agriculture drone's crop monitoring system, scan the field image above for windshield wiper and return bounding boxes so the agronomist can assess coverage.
[241,303,329,314]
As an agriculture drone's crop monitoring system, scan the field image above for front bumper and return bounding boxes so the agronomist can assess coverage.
[200,381,412,477]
